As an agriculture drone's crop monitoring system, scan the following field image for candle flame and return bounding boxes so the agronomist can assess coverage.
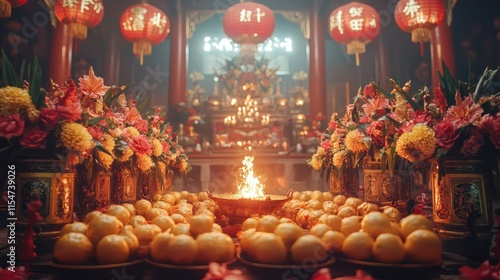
[237,156,265,199]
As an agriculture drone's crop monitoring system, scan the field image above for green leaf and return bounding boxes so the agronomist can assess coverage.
[88,116,106,126]
[18,60,26,88]
[1,50,18,86]
[399,89,422,111]
[473,67,499,102]
[378,86,393,100]
[438,60,457,106]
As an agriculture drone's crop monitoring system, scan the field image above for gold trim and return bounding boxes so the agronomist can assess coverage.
[186,10,217,39]
[276,11,310,40]
[447,173,489,226]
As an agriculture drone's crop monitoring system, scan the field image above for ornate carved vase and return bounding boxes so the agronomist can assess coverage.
[14,156,74,254]
[75,165,111,216]
[431,156,495,260]
[111,163,137,204]
[329,168,359,197]
[362,160,411,214]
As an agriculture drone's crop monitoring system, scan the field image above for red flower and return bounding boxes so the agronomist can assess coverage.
[366,121,385,148]
[40,107,60,129]
[461,128,485,155]
[443,94,483,128]
[202,262,247,280]
[20,126,48,149]
[133,119,149,134]
[0,114,24,139]
[128,135,152,156]
[490,124,500,150]
[0,267,26,280]
[87,126,104,141]
[57,102,82,122]
[58,79,80,106]
[161,140,171,154]
[363,84,376,99]
[459,261,500,280]
[434,121,459,150]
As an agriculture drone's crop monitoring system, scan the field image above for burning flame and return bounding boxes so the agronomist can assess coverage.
[237,156,265,199]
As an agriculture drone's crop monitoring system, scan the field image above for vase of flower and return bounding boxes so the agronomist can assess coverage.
[75,165,110,216]
[430,156,495,260]
[111,163,137,204]
[329,168,359,197]
[362,159,412,214]
[14,155,75,255]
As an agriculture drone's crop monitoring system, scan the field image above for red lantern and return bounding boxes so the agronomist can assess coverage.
[328,2,380,66]
[0,0,27,18]
[394,0,445,55]
[222,2,275,45]
[54,0,104,40]
[120,3,170,66]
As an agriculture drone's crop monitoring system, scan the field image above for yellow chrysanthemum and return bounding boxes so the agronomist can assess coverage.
[315,146,326,156]
[0,86,39,121]
[345,129,368,153]
[124,127,140,137]
[60,123,93,152]
[308,154,323,171]
[152,138,163,157]
[179,158,190,173]
[333,150,347,168]
[137,154,153,172]
[396,124,436,162]
[120,146,134,162]
[102,133,115,151]
[97,151,114,169]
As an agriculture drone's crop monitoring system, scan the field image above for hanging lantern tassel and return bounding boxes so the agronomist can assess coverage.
[0,0,12,18]
[133,39,152,66]
[69,22,88,40]
[411,28,432,56]
[347,40,365,67]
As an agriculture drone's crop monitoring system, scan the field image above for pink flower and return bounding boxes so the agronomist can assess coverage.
[363,97,389,118]
[413,110,431,125]
[40,107,60,129]
[461,128,485,155]
[490,125,500,150]
[202,262,247,280]
[434,121,459,150]
[20,126,48,149]
[57,102,82,122]
[358,115,372,124]
[320,139,332,151]
[0,114,24,139]
[443,93,483,128]
[128,135,152,156]
[363,84,376,99]
[479,114,499,134]
[79,67,110,98]
[459,260,500,280]
[87,126,104,141]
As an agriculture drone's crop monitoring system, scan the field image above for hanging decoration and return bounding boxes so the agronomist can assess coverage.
[0,0,27,18]
[222,2,275,57]
[120,3,170,66]
[394,0,445,55]
[328,2,380,66]
[54,0,105,40]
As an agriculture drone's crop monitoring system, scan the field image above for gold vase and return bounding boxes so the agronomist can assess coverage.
[431,156,495,261]
[362,160,411,214]
[329,168,359,197]
[14,157,74,255]
[111,163,137,204]
[75,165,111,216]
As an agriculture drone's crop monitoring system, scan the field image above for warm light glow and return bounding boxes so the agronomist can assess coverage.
[203,36,292,52]
[237,156,265,199]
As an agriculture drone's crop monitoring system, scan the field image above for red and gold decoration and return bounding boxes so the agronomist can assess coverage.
[328,2,380,66]
[222,2,274,44]
[222,2,275,58]
[0,0,27,18]
[394,0,445,55]
[120,3,170,65]
[54,0,105,40]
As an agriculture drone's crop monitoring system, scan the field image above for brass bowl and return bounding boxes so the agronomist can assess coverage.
[207,190,292,224]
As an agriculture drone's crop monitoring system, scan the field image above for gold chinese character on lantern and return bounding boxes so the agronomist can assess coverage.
[403,0,421,18]
[240,9,252,22]
[369,18,377,28]
[80,0,95,13]
[63,0,78,8]
[255,8,265,22]
[93,2,103,13]
[150,12,168,34]
[349,7,363,17]
[122,6,147,31]
[349,18,364,31]
[329,11,344,34]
